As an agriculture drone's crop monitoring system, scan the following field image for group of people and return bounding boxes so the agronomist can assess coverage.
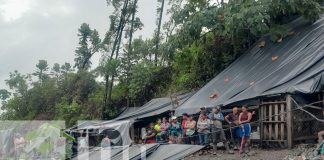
[142,105,254,155]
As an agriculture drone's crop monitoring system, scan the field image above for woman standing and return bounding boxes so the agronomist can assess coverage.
[184,115,196,144]
[160,117,170,142]
[197,112,211,145]
[238,105,253,154]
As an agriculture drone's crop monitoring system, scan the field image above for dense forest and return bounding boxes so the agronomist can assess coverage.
[0,0,323,127]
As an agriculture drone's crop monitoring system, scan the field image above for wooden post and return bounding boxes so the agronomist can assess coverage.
[131,124,135,142]
[275,103,279,140]
[286,94,293,149]
[280,103,285,141]
[269,104,272,140]
[260,103,264,141]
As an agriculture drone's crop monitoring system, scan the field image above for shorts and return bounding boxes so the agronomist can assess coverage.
[239,123,251,138]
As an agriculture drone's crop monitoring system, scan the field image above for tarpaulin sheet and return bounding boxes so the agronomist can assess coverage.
[76,144,203,160]
[147,144,204,160]
[175,15,324,116]
[116,92,194,120]
[68,120,134,146]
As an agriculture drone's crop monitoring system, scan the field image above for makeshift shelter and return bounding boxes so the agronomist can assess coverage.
[68,120,134,147]
[73,144,203,160]
[116,92,194,120]
[114,92,194,143]
[175,15,324,148]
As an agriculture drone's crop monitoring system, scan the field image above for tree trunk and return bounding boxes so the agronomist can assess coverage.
[107,0,129,111]
[104,0,129,119]
[155,0,165,65]
[125,0,137,107]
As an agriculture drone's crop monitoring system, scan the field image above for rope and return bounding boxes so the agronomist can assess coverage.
[163,99,324,140]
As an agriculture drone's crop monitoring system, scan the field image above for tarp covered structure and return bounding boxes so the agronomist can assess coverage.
[116,92,194,120]
[147,144,204,160]
[175,16,324,115]
[73,144,203,160]
[68,120,134,146]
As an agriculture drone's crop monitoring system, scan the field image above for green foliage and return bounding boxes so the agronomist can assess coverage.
[1,0,322,127]
[74,23,101,70]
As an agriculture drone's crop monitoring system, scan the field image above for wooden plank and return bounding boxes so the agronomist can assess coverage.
[286,95,293,149]
[262,140,286,142]
[269,103,273,140]
[275,103,279,140]
[260,104,264,140]
[262,121,286,123]
[261,101,286,105]
[294,135,316,141]
[263,104,268,140]
[280,103,285,141]
[304,105,322,110]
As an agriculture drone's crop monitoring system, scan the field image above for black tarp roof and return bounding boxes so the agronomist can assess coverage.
[116,92,195,120]
[175,15,324,116]
[73,144,203,160]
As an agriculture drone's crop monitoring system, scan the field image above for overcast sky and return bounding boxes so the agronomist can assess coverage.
[0,0,165,90]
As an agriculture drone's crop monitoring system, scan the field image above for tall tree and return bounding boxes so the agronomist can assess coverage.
[125,0,138,107]
[74,23,101,70]
[33,60,49,82]
[155,0,165,65]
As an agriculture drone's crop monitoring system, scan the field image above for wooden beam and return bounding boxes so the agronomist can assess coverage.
[280,103,285,141]
[260,104,264,140]
[286,94,293,149]
[261,101,286,105]
[275,103,279,140]
[269,104,272,140]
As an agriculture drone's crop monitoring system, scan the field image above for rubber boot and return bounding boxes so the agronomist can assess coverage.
[245,141,250,153]
[225,141,234,154]
[212,144,217,155]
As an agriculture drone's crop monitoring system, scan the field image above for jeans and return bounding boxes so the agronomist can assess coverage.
[198,132,209,145]
[156,135,161,143]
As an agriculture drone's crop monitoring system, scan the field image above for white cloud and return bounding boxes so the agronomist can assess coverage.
[0,0,35,22]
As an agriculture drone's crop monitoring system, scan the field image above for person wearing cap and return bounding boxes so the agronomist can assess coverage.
[169,116,182,143]
[208,105,230,155]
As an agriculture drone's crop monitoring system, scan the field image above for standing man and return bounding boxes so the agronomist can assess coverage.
[225,107,240,149]
[208,106,230,155]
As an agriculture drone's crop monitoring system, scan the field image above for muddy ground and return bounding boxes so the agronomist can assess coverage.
[185,144,319,160]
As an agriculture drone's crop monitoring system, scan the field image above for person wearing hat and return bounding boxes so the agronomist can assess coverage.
[208,105,230,155]
[169,116,182,143]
